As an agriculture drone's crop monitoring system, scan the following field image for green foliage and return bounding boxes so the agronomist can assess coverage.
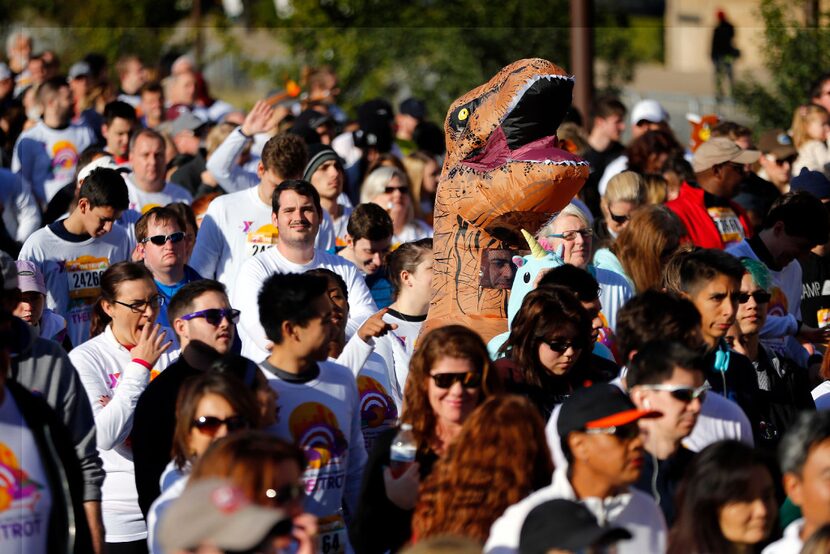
[735,0,830,130]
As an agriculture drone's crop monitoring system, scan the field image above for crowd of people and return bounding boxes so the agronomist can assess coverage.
[6,28,830,554]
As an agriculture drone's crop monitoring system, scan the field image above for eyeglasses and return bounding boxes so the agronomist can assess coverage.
[113,295,163,313]
[638,383,710,403]
[738,290,772,305]
[265,483,305,505]
[547,229,593,241]
[768,155,797,166]
[544,339,582,354]
[584,422,641,441]
[430,371,482,389]
[191,415,249,436]
[384,185,409,195]
[608,211,630,225]
[180,308,240,326]
[140,231,185,246]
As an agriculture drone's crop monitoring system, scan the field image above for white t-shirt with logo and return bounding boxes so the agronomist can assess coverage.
[19,223,131,347]
[261,361,367,554]
[190,186,336,290]
[0,388,53,553]
[12,120,97,204]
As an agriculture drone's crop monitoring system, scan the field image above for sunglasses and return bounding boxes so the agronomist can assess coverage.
[584,422,641,441]
[265,483,306,505]
[608,211,630,225]
[638,383,710,403]
[191,415,249,436]
[547,229,593,241]
[384,185,409,195]
[140,231,185,246]
[738,290,772,305]
[113,295,163,313]
[430,371,482,389]
[544,339,582,354]
[180,308,240,326]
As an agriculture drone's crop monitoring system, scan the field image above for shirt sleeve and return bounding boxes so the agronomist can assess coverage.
[232,256,271,353]
[8,172,41,241]
[189,202,224,279]
[69,348,150,451]
[344,267,378,336]
[344,375,368,521]
[204,128,258,193]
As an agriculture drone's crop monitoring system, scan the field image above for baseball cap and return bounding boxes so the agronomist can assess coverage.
[170,112,207,137]
[692,137,761,173]
[758,129,798,160]
[557,383,659,438]
[159,479,292,552]
[0,251,17,291]
[630,99,669,125]
[357,98,394,126]
[0,63,11,82]
[77,156,130,186]
[519,499,632,554]
[791,167,830,199]
[294,109,333,131]
[68,61,91,81]
[399,98,426,120]
[14,260,45,295]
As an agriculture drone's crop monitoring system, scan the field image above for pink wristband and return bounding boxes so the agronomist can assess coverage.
[131,358,153,370]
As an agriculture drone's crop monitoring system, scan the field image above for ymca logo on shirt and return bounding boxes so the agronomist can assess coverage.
[357,376,398,452]
[706,206,745,245]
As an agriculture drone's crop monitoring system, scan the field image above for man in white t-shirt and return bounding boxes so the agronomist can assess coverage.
[191,128,312,289]
[257,272,367,554]
[125,128,192,215]
[12,76,96,205]
[763,411,830,553]
[233,180,376,362]
[19,167,131,346]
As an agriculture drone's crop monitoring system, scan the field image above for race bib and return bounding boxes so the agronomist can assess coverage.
[245,223,278,258]
[317,514,347,554]
[706,206,745,246]
[65,256,109,303]
[818,308,830,329]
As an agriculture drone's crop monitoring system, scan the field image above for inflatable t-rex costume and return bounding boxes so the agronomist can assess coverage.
[424,58,589,342]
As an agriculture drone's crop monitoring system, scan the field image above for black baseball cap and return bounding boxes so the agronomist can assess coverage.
[557,384,659,438]
[519,499,632,554]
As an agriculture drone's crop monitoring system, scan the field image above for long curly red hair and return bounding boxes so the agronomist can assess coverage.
[411,394,553,543]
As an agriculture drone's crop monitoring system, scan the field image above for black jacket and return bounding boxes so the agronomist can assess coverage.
[6,380,93,553]
[132,357,201,516]
[633,445,695,526]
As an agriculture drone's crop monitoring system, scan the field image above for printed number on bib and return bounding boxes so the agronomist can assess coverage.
[317,514,347,554]
[245,223,279,258]
[66,256,109,302]
[706,206,745,246]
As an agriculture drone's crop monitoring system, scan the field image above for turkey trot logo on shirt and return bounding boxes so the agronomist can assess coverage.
[0,442,45,513]
[767,286,789,318]
[289,401,348,500]
[50,140,79,173]
[357,376,398,452]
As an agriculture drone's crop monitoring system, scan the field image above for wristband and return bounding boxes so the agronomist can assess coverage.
[238,127,251,139]
[131,358,153,370]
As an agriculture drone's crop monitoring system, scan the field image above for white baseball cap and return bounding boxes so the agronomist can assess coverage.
[630,99,669,125]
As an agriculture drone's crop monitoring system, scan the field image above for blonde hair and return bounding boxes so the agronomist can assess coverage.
[536,203,590,240]
[402,152,437,220]
[206,122,237,158]
[603,171,647,206]
[791,104,830,148]
[643,173,668,205]
[360,166,414,224]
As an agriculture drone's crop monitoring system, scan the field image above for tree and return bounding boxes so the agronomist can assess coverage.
[734,0,830,130]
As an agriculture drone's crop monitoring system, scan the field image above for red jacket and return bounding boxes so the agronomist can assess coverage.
[666,182,752,249]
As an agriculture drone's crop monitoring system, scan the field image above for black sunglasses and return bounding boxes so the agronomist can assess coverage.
[140,231,185,246]
[430,371,482,389]
[180,308,240,326]
[608,211,630,225]
[191,415,249,436]
[265,483,306,505]
[384,185,409,195]
[738,290,772,305]
[545,339,582,354]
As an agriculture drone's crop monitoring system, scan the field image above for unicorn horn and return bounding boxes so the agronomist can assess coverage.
[521,229,546,259]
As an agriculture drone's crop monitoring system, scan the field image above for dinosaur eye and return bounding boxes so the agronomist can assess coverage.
[458,108,469,121]
[523,272,530,283]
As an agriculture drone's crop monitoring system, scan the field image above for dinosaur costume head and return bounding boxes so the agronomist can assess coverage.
[424,58,588,342]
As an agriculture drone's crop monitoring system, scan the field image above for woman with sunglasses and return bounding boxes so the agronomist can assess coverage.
[537,203,633,332]
[412,395,553,544]
[188,431,318,554]
[147,371,260,553]
[594,205,687,294]
[497,285,603,419]
[725,257,815,450]
[69,261,178,553]
[593,171,646,252]
[361,166,432,246]
[668,440,780,554]
[351,325,500,554]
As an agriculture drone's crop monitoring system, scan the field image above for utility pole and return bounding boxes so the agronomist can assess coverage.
[570,0,594,122]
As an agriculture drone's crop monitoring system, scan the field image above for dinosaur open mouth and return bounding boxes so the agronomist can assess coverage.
[464,74,586,171]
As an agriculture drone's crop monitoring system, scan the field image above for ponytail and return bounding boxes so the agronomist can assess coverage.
[89,298,111,338]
